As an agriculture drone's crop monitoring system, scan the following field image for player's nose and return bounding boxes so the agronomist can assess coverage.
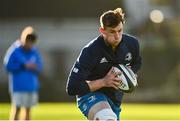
[114,32,120,39]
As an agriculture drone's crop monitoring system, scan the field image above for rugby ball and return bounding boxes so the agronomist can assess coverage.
[113,64,138,93]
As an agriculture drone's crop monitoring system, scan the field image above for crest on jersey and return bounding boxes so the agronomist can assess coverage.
[125,52,132,61]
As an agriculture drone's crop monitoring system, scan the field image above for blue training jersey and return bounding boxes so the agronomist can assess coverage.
[4,40,43,93]
[66,34,142,105]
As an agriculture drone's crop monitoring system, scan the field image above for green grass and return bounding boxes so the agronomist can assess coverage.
[0,103,180,120]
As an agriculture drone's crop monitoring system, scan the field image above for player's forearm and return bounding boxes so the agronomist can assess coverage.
[86,79,105,92]
[6,63,22,72]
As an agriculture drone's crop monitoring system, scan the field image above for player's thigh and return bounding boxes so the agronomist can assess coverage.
[77,92,108,117]
[88,101,111,120]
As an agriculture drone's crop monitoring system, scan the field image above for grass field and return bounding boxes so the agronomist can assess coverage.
[0,103,180,120]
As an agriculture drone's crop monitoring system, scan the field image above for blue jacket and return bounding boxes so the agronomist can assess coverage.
[4,40,43,93]
[66,34,142,105]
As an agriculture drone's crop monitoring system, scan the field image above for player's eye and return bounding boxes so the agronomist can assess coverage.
[110,31,115,34]
[118,29,122,33]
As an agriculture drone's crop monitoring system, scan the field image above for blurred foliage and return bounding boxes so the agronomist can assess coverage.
[151,0,173,5]
[124,5,180,102]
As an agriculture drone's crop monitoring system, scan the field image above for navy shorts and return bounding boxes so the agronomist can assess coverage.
[77,92,121,120]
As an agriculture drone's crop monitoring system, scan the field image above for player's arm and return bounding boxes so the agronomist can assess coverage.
[67,65,121,95]
[66,44,121,95]
[66,47,97,96]
[25,50,43,73]
[4,50,26,72]
[35,50,43,73]
[130,39,142,74]
[87,67,122,92]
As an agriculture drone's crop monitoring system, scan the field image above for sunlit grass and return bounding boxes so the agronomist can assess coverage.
[32,103,86,120]
[0,103,180,120]
[121,103,180,120]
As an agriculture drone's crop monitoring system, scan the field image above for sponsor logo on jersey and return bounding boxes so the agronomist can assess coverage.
[100,57,108,63]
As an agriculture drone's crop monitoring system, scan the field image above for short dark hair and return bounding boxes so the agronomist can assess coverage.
[100,8,125,29]
[25,34,37,43]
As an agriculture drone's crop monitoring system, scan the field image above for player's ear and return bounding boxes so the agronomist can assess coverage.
[99,27,105,35]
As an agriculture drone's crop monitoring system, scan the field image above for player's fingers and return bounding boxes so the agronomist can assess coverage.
[112,85,119,90]
[114,78,121,82]
[113,81,120,87]
[116,71,122,75]
[114,71,122,77]
[107,68,117,78]
[107,67,114,75]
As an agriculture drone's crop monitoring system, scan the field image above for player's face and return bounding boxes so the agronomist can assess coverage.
[101,22,123,48]
[22,41,35,50]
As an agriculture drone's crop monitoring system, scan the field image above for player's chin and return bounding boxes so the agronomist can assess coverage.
[112,41,120,46]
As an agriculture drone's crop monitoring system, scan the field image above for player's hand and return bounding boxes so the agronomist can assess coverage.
[102,67,122,90]
[25,62,37,70]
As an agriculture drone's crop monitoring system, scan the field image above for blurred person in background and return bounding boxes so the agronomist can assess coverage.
[4,26,43,120]
[66,8,142,120]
